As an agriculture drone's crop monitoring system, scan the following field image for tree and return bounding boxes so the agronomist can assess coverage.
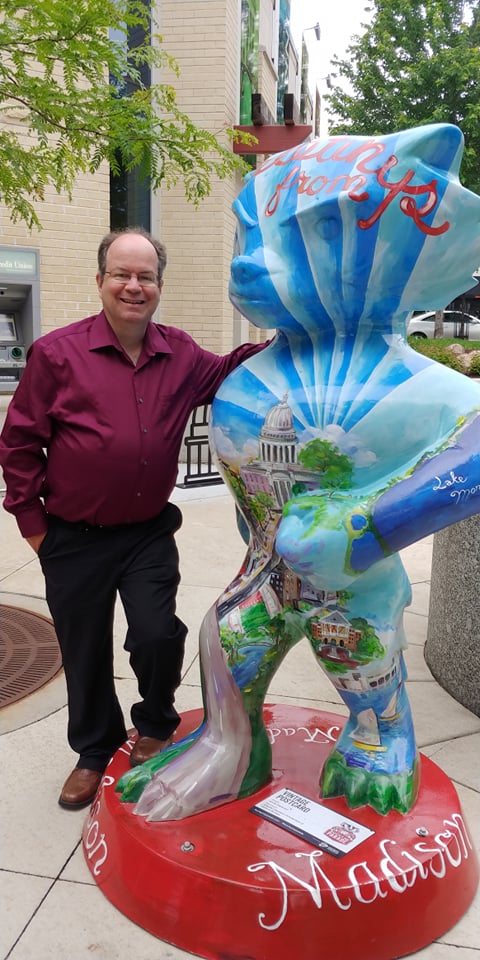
[350,617,386,660]
[297,438,354,490]
[326,0,480,193]
[219,627,243,666]
[434,309,445,337]
[0,0,253,229]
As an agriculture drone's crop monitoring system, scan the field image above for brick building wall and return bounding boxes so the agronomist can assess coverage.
[1,166,110,333]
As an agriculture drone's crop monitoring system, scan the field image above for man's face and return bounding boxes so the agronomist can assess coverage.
[96,233,162,331]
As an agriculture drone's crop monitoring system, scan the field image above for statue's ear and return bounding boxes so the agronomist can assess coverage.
[405,123,464,179]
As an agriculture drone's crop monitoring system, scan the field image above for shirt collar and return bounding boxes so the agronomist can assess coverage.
[89,311,173,357]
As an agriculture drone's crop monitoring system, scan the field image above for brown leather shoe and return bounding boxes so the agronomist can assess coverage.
[130,735,174,766]
[58,768,103,810]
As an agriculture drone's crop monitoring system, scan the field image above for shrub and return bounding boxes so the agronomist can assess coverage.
[407,337,464,372]
[468,352,480,377]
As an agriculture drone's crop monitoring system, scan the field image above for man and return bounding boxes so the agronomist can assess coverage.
[0,227,265,810]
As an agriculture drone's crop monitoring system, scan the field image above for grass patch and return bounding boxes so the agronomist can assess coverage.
[409,337,479,350]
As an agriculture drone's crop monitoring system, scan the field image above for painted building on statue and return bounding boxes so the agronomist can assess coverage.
[310,612,362,651]
[240,394,322,507]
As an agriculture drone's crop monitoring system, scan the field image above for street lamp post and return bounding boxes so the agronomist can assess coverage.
[304,22,321,41]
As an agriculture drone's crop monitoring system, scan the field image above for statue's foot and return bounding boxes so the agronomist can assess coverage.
[321,747,420,815]
[320,690,420,815]
[132,718,255,821]
[116,731,198,803]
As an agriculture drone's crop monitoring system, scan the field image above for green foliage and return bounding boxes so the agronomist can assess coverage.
[350,616,386,659]
[0,0,254,228]
[326,0,480,193]
[322,749,418,814]
[469,351,480,375]
[240,603,271,635]
[292,481,307,495]
[220,627,244,665]
[248,489,275,526]
[248,496,267,526]
[407,336,465,371]
[297,438,354,490]
[255,490,275,509]
[226,471,248,507]
[319,658,350,675]
[337,590,353,606]
[357,631,386,660]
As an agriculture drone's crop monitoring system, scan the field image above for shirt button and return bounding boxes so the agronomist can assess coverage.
[143,460,148,465]
[136,492,142,497]
[138,397,144,404]
[143,428,148,433]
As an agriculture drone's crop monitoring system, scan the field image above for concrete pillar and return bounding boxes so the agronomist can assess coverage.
[425,515,480,718]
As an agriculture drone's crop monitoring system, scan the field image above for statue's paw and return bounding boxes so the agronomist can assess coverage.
[115,731,202,802]
[134,781,194,821]
[116,764,155,803]
[126,719,254,821]
[135,771,238,822]
[321,749,420,815]
[131,751,240,822]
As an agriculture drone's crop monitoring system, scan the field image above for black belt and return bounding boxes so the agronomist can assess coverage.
[48,514,147,533]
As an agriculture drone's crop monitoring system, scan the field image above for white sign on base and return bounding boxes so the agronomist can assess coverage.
[251,787,375,857]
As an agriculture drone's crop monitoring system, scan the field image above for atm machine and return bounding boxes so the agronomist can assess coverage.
[0,312,27,386]
[0,246,41,393]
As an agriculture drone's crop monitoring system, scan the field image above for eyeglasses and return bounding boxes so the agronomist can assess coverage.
[104,271,159,288]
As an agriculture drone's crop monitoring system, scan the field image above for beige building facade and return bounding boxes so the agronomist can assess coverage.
[155,0,252,352]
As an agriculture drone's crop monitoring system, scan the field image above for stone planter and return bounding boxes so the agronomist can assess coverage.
[425,514,480,717]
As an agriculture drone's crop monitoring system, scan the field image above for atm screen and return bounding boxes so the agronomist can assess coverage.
[0,314,17,341]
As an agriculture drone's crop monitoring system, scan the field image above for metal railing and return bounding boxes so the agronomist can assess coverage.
[176,405,223,488]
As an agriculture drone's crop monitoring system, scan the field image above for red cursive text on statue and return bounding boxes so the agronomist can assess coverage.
[261,137,449,237]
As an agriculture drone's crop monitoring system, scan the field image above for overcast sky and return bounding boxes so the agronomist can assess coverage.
[290,0,372,70]
[290,0,373,131]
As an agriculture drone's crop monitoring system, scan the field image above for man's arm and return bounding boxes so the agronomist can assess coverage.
[0,342,55,540]
[191,337,271,407]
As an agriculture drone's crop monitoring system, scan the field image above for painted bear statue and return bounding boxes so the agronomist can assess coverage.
[118,123,480,820]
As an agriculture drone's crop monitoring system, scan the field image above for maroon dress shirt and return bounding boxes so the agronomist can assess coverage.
[0,311,265,537]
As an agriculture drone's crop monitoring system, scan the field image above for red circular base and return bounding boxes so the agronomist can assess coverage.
[83,705,478,960]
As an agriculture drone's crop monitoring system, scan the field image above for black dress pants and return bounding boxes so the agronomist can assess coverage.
[38,503,187,771]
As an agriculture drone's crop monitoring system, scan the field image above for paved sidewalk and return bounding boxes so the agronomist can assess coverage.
[1,483,479,960]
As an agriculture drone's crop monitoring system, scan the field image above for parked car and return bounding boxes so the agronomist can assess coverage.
[407,311,480,340]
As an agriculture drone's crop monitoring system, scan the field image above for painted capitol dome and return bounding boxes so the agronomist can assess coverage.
[240,392,318,509]
[260,394,297,464]
[261,394,296,438]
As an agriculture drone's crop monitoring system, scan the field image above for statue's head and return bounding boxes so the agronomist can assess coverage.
[229,124,480,336]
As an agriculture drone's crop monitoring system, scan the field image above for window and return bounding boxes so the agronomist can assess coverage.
[109,4,151,230]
